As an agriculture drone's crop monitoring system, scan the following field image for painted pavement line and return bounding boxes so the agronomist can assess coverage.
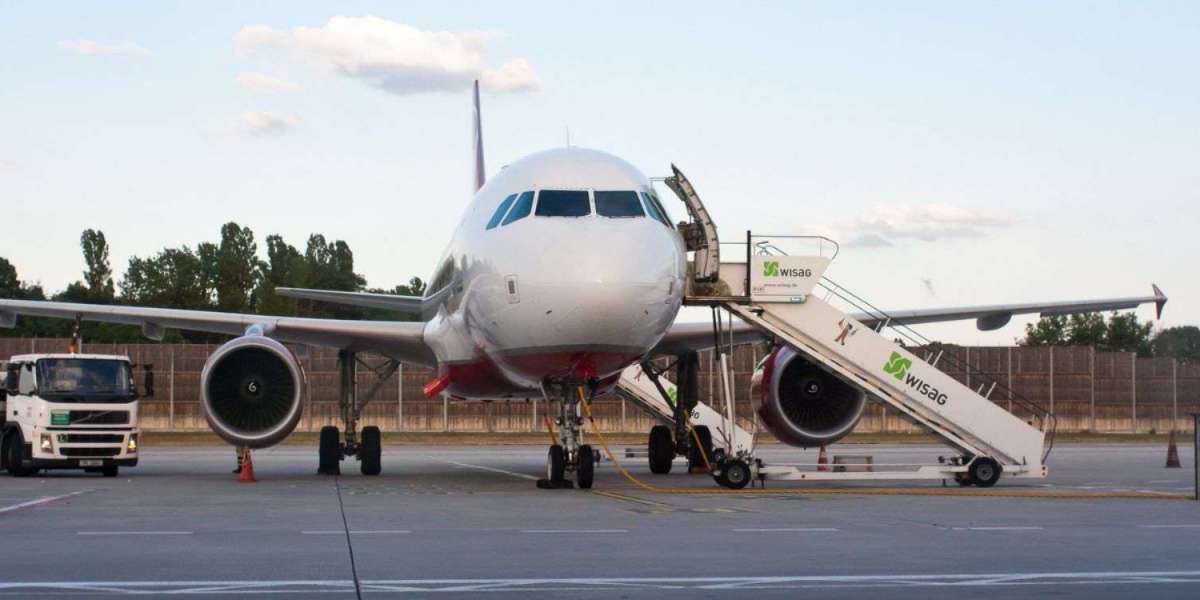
[521,529,628,534]
[0,490,93,516]
[302,530,412,535]
[733,527,840,532]
[436,458,541,481]
[950,526,1044,531]
[78,531,193,536]
[1138,524,1200,529]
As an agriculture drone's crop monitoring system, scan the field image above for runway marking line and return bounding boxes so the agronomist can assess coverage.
[77,531,192,536]
[733,527,839,532]
[0,490,93,516]
[302,530,411,535]
[436,458,540,481]
[950,526,1043,531]
[1138,524,1200,529]
[520,529,628,534]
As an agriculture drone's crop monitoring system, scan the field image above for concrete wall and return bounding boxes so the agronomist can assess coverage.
[3,338,1196,434]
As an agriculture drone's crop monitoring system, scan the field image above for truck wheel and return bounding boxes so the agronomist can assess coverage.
[718,459,752,490]
[968,457,1002,488]
[360,426,382,476]
[4,434,30,477]
[688,425,714,470]
[318,426,341,475]
[102,465,119,477]
[648,425,673,474]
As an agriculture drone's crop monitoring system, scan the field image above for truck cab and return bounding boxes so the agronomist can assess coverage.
[1,354,140,477]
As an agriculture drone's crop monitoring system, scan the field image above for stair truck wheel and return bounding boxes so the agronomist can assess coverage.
[576,444,595,489]
[318,425,341,475]
[360,426,382,476]
[968,457,1002,488]
[718,459,751,490]
[4,433,31,478]
[687,425,714,471]
[102,465,119,477]
[648,425,674,475]
[547,445,566,482]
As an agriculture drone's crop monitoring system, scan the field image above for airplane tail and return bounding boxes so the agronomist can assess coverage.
[473,80,486,192]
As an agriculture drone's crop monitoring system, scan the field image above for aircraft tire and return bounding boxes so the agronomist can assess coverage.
[318,426,341,475]
[576,444,595,489]
[360,426,382,476]
[648,425,674,474]
[547,445,566,482]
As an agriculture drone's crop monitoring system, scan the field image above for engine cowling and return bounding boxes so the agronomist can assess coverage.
[751,346,866,448]
[200,336,305,449]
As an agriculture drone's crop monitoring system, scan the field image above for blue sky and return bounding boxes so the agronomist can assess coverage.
[1,1,1195,343]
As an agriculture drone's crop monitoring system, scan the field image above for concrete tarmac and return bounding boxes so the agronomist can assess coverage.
[0,442,1197,598]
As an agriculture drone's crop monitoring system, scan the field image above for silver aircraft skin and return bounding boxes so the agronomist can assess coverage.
[0,83,1169,423]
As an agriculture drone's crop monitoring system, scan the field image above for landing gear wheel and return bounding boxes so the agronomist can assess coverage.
[101,465,119,477]
[648,425,674,475]
[360,426,382,476]
[318,425,341,475]
[576,444,595,489]
[717,459,751,490]
[4,435,30,478]
[687,426,714,471]
[547,445,566,483]
[968,457,1002,488]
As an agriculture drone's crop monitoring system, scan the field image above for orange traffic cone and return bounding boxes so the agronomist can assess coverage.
[238,448,257,482]
[817,445,829,472]
[1166,431,1182,469]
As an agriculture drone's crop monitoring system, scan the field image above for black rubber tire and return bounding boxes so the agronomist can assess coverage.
[4,435,30,478]
[648,425,674,475]
[547,445,566,482]
[687,426,714,470]
[102,465,119,477]
[318,425,341,475]
[719,459,752,490]
[968,457,1002,488]
[576,444,595,489]
[360,426,382,476]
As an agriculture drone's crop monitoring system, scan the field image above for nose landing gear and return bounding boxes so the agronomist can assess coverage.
[537,380,598,490]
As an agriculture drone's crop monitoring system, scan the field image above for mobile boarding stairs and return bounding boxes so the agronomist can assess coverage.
[616,165,1053,489]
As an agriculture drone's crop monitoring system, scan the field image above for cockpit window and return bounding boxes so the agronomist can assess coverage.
[640,192,671,226]
[486,194,518,230]
[595,191,645,218]
[501,191,535,225]
[535,190,591,217]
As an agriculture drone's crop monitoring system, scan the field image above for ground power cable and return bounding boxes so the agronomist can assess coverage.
[575,387,1187,501]
[334,477,364,600]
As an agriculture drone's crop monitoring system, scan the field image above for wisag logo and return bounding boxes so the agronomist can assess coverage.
[761,260,812,278]
[882,352,912,380]
[883,351,948,406]
[763,261,780,277]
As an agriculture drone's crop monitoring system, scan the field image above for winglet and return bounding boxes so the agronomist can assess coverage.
[1152,283,1167,319]
[472,79,486,192]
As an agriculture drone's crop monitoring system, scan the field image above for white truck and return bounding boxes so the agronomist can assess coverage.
[2,353,142,477]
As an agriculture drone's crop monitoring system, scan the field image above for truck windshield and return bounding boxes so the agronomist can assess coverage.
[36,359,133,401]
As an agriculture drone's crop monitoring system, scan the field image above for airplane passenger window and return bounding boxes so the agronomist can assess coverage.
[486,194,518,230]
[535,190,590,217]
[595,191,645,218]
[640,192,670,226]
[501,191,535,225]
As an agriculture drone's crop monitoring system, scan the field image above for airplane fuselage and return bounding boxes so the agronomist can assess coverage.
[421,148,687,397]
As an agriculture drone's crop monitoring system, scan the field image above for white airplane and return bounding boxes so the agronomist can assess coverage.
[0,82,1167,488]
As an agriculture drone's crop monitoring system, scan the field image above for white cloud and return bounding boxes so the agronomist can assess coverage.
[225,111,301,136]
[57,39,150,56]
[235,71,303,93]
[233,16,540,95]
[849,203,1015,242]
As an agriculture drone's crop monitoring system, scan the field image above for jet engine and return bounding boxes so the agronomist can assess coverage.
[750,345,866,448]
[200,335,305,449]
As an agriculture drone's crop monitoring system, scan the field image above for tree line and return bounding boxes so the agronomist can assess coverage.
[1020,313,1197,362]
[0,225,425,342]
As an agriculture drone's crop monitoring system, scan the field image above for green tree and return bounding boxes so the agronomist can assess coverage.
[121,247,213,311]
[215,223,259,313]
[80,229,115,303]
[1022,311,1155,356]
[1153,326,1200,363]
[1021,315,1067,346]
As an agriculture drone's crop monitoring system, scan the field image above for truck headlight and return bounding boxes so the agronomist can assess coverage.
[40,433,53,452]
[127,435,138,453]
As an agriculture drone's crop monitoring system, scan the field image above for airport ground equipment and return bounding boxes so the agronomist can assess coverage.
[1,353,142,477]
[656,167,1052,490]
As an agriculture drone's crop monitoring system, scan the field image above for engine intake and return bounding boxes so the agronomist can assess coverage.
[751,346,866,447]
[200,336,305,449]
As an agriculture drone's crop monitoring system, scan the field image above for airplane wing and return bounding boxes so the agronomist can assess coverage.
[0,299,434,365]
[274,287,424,316]
[653,285,1167,354]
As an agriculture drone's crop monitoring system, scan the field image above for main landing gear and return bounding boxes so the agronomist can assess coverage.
[537,380,598,490]
[317,349,396,477]
[642,352,716,476]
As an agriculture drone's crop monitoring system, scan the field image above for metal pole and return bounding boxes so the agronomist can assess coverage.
[442,394,449,432]
[1007,346,1013,413]
[1172,360,1178,431]
[531,399,537,433]
[397,363,403,432]
[1048,347,1055,416]
[1193,413,1199,501]
[1090,347,1096,432]
[1131,353,1137,433]
[168,348,175,429]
